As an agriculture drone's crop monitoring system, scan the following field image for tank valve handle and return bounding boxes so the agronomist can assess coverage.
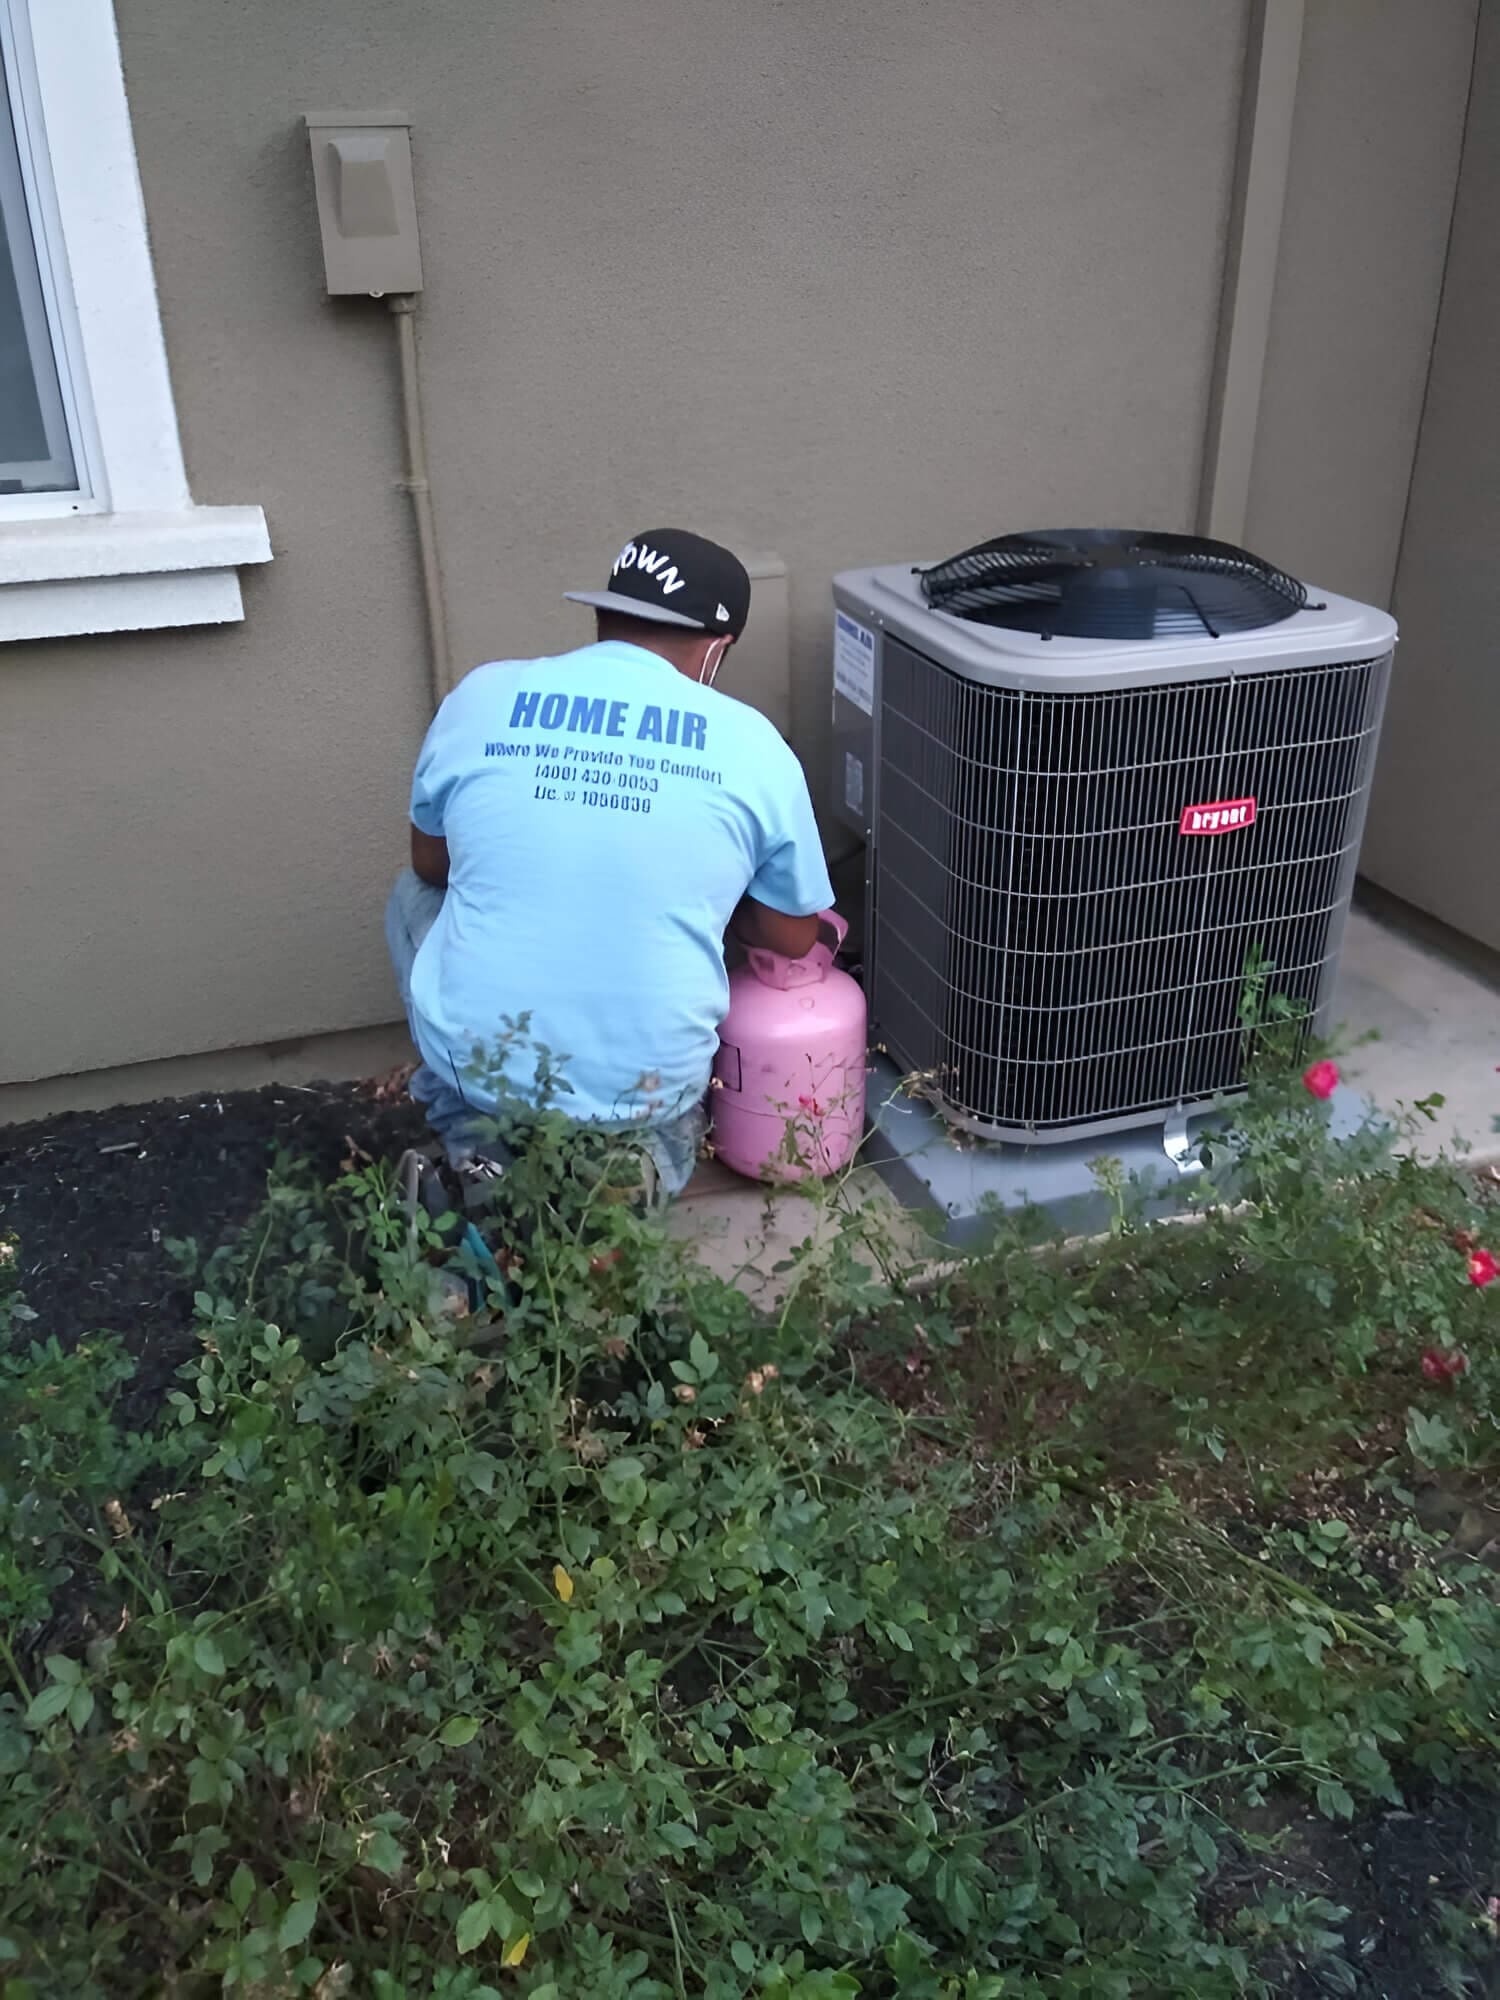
[746,908,847,991]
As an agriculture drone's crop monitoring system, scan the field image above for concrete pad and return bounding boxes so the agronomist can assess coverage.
[1331,904,1500,1158]
[667,1155,919,1306]
[673,900,1500,1291]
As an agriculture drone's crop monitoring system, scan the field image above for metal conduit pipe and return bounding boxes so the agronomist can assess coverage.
[388,293,453,707]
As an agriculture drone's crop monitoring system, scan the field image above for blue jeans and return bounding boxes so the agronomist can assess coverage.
[384,869,706,1199]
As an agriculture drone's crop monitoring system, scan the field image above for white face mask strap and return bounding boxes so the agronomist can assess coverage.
[699,637,730,687]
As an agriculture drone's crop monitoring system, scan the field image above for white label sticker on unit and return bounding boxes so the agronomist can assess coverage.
[833,611,876,715]
[844,752,865,816]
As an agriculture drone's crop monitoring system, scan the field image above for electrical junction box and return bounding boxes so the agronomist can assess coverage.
[305,111,423,295]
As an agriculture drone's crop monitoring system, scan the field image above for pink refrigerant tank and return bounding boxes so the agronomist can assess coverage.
[712,911,868,1182]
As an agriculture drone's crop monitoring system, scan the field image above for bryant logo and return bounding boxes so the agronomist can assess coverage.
[1178,796,1257,836]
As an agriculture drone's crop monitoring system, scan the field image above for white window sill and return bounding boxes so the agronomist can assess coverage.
[0,503,272,641]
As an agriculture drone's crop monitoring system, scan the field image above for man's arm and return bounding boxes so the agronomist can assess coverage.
[411,825,450,889]
[735,731,835,960]
[730,895,818,960]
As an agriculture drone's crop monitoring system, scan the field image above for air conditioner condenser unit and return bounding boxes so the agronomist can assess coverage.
[832,530,1397,1146]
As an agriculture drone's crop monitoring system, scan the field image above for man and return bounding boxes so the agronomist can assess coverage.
[386,528,834,1200]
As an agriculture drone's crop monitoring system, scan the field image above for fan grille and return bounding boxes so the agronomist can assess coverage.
[871,636,1391,1137]
[920,529,1309,640]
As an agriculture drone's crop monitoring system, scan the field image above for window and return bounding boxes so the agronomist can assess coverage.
[0,7,91,512]
[0,0,269,640]
[0,58,80,497]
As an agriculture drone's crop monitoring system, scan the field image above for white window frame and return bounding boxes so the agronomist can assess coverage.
[0,0,270,641]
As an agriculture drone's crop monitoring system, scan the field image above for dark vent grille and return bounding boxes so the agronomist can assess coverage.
[872,638,1391,1136]
[919,529,1308,639]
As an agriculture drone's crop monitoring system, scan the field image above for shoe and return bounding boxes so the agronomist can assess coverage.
[457,1149,510,1216]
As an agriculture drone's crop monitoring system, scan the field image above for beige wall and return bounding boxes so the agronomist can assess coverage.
[1244,0,1477,608]
[3,0,1257,1093]
[3,0,1481,1098]
[1359,0,1500,949]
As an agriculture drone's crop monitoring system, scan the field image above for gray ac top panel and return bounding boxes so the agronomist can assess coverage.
[833,565,1397,693]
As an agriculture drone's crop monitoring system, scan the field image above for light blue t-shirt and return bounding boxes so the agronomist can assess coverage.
[406,640,834,1128]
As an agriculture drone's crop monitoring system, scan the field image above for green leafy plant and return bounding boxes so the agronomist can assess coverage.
[2,1055,1499,1997]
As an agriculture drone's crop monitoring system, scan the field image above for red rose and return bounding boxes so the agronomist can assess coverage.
[1302,1060,1340,1101]
[1421,1345,1468,1382]
[1467,1249,1499,1288]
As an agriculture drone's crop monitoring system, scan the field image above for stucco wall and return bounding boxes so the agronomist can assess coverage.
[1243,0,1477,609]
[1358,0,1500,949]
[2,0,1255,1090]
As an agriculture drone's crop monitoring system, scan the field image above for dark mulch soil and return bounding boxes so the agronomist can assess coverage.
[0,1080,423,1425]
[1194,1776,1500,1993]
[1276,1782,1500,1996]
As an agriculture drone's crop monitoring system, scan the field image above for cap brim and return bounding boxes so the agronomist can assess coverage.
[563,589,707,630]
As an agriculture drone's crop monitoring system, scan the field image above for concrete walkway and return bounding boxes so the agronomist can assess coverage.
[671,903,1500,1288]
[1331,902,1500,1160]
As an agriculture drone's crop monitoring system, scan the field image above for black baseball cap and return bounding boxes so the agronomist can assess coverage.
[565,528,751,639]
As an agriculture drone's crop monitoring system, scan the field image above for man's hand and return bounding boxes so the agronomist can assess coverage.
[730,895,819,960]
[411,826,450,888]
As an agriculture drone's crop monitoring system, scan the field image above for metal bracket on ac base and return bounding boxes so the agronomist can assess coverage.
[1162,1108,1205,1175]
[862,1055,1384,1248]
